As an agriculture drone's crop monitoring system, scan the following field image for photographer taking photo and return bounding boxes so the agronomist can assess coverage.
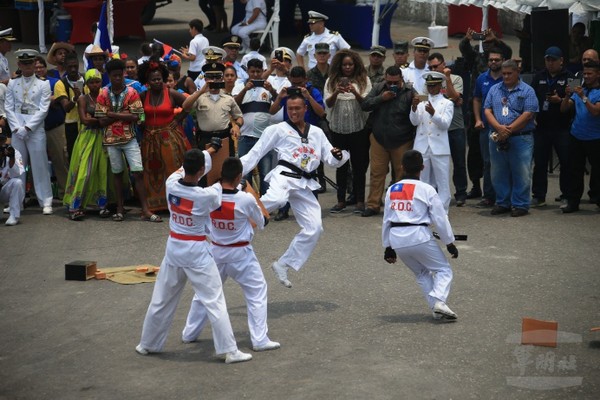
[0,134,25,226]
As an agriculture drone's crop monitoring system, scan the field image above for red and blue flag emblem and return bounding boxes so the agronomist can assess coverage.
[390,183,415,201]
[210,201,235,220]
[169,194,193,215]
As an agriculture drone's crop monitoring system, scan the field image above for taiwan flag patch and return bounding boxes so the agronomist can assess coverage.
[210,201,235,220]
[390,183,415,201]
[169,194,194,215]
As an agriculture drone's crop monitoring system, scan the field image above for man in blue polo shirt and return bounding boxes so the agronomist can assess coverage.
[484,59,539,217]
[472,48,504,208]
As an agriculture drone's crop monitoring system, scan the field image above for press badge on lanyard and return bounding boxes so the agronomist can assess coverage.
[502,96,509,117]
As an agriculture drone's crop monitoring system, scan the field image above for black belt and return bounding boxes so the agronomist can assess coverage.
[391,222,428,227]
[198,127,230,138]
[511,131,533,137]
[278,160,317,180]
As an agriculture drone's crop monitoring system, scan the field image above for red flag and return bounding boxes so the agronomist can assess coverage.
[390,183,415,201]
[169,194,194,215]
[211,201,235,220]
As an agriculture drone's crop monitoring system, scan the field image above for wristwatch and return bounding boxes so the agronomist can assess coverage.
[582,97,588,104]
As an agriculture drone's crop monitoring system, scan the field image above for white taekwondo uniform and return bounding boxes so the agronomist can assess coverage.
[138,153,241,356]
[182,187,275,347]
[5,74,53,207]
[410,92,454,212]
[240,120,349,270]
[0,147,25,220]
[382,178,455,309]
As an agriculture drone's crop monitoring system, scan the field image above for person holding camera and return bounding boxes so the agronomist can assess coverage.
[484,60,538,217]
[240,94,349,288]
[360,66,416,217]
[459,28,512,78]
[0,134,25,226]
[409,71,455,213]
[324,49,372,214]
[382,149,459,321]
[5,49,53,215]
[233,58,277,195]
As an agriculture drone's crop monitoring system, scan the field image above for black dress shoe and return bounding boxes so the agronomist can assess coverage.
[561,204,580,213]
[466,188,482,199]
[361,208,379,217]
[490,205,510,215]
[274,210,289,221]
[510,208,528,217]
[316,186,326,194]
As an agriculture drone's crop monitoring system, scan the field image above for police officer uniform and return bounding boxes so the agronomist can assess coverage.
[393,41,409,69]
[0,28,16,83]
[5,49,54,213]
[296,11,350,69]
[403,37,434,95]
[183,186,280,351]
[409,71,454,212]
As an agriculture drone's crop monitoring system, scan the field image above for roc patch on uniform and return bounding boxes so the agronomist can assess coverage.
[210,201,235,220]
[390,183,415,201]
[169,194,194,215]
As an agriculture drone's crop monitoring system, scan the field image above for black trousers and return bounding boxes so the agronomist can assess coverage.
[565,135,600,206]
[64,122,79,161]
[331,129,370,203]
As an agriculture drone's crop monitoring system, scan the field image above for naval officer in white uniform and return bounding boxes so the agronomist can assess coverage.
[296,11,350,70]
[5,49,53,214]
[402,37,434,95]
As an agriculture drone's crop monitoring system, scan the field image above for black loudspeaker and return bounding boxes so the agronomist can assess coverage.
[530,8,570,72]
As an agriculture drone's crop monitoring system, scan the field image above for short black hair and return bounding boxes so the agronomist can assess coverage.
[34,56,46,67]
[247,58,263,70]
[289,66,307,78]
[487,48,504,58]
[105,58,125,74]
[64,52,79,65]
[189,19,203,33]
[183,149,206,175]
[140,42,152,56]
[401,150,423,175]
[583,60,600,70]
[428,52,444,62]
[221,157,243,182]
[137,57,169,84]
[249,37,261,51]
[385,65,402,77]
[286,94,305,103]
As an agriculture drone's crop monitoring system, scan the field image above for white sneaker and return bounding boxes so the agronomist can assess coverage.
[432,311,442,320]
[3,207,8,213]
[225,349,253,364]
[42,206,53,215]
[433,301,457,320]
[271,261,292,288]
[252,340,281,352]
[181,337,197,344]
[5,216,18,226]
[135,344,149,355]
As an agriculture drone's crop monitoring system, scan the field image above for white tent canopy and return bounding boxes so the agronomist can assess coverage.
[402,0,600,15]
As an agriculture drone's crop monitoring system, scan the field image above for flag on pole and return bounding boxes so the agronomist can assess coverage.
[94,1,112,54]
[153,38,183,57]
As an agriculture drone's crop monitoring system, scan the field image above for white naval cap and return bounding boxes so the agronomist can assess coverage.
[270,47,295,63]
[423,71,446,85]
[0,27,16,41]
[411,36,435,50]
[203,46,226,60]
[308,10,328,23]
[14,48,40,61]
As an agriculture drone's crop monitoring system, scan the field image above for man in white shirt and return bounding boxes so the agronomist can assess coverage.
[0,28,16,85]
[180,19,209,81]
[402,37,434,95]
[296,11,350,69]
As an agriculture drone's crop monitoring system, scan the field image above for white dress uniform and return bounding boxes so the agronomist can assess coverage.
[297,28,350,69]
[231,0,268,51]
[0,147,25,221]
[138,153,241,356]
[182,188,275,348]
[240,121,349,270]
[410,92,454,212]
[0,52,9,83]
[382,178,455,309]
[402,61,429,95]
[5,74,53,208]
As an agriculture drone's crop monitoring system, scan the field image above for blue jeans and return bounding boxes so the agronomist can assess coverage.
[489,133,534,210]
[237,135,273,196]
[448,128,467,199]
[479,128,495,201]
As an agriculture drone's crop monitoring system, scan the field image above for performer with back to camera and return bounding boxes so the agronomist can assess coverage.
[239,94,349,288]
[382,150,459,321]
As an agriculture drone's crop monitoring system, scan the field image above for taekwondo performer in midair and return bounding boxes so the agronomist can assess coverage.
[382,150,460,321]
[136,145,253,364]
[240,94,349,288]
[182,157,280,352]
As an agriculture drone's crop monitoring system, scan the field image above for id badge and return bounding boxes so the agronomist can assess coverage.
[542,100,549,111]
[502,106,509,117]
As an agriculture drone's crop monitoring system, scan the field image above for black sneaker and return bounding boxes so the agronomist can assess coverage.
[466,188,482,199]
[490,205,510,215]
[561,203,580,214]
[361,208,379,217]
[476,198,494,208]
[511,208,528,217]
[274,210,289,221]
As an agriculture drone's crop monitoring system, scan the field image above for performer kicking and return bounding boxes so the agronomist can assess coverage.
[240,94,349,288]
[182,157,280,352]
[382,149,460,320]
[136,145,253,364]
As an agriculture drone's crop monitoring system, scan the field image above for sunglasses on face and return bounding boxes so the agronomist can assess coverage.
[488,58,503,63]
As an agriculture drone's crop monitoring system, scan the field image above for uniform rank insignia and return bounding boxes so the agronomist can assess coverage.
[390,183,415,200]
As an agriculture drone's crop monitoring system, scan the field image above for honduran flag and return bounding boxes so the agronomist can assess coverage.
[94,1,112,54]
[169,194,194,215]
[210,201,235,220]
[390,183,415,201]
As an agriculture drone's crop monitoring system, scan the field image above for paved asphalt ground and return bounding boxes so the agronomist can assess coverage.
[2,2,600,399]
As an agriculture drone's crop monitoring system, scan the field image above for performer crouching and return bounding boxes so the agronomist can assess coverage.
[136,144,253,364]
[239,94,349,288]
[182,157,280,352]
[382,150,460,320]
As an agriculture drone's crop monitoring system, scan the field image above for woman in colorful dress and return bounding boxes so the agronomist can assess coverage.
[138,59,191,212]
[63,69,110,220]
